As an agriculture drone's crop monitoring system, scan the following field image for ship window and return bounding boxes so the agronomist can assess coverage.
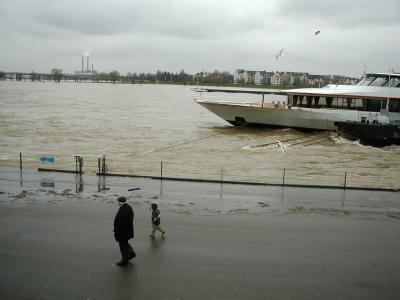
[358,76,375,86]
[306,96,312,107]
[381,77,400,87]
[318,97,327,107]
[383,78,398,87]
[369,76,388,87]
[288,96,293,106]
[326,97,333,108]
[343,98,354,109]
[390,78,400,87]
[353,99,364,109]
[314,96,320,107]
[363,99,382,112]
[328,98,347,109]
[338,98,347,108]
[389,99,400,112]
[381,100,388,110]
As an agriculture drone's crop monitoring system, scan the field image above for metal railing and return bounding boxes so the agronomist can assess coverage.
[0,152,398,192]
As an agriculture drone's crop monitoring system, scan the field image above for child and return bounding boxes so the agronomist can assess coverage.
[150,202,166,239]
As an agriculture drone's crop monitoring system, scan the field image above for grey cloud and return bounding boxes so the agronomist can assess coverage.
[2,0,274,39]
[0,0,399,76]
[275,0,400,28]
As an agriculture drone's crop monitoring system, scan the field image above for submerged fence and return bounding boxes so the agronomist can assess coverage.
[1,152,399,192]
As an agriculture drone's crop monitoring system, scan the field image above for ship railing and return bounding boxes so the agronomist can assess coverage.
[358,112,389,124]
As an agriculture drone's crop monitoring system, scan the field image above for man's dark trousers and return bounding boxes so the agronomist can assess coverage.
[119,240,135,262]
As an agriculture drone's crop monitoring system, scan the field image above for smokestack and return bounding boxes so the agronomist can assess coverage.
[82,56,84,73]
[87,56,89,73]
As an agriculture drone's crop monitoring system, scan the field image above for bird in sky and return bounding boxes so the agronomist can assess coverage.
[315,30,321,35]
[275,48,285,60]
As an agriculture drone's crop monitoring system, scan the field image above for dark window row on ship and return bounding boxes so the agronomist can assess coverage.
[358,75,400,87]
[288,95,400,113]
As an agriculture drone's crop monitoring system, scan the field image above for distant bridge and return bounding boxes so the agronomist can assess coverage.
[0,72,137,83]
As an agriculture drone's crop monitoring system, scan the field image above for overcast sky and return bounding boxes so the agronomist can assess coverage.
[0,0,399,77]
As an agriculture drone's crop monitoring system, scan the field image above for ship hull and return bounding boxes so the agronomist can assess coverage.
[335,121,400,147]
[196,101,360,131]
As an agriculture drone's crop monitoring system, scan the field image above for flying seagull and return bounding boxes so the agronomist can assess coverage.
[315,30,321,35]
[275,48,285,60]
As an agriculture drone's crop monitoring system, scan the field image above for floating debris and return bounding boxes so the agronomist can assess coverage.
[386,213,400,220]
[14,192,27,199]
[62,188,72,195]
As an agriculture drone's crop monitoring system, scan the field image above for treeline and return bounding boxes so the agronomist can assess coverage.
[0,69,235,85]
[125,70,234,85]
[125,70,192,84]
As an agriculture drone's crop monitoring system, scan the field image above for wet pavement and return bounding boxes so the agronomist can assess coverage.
[1,167,400,299]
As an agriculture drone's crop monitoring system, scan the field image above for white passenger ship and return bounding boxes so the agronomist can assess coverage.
[195,72,400,146]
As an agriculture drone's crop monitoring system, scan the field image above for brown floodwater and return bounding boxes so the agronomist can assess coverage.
[0,81,399,189]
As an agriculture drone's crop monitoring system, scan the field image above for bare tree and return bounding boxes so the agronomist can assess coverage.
[50,68,63,82]
[109,70,120,83]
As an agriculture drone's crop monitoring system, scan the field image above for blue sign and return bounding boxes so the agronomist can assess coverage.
[39,156,55,163]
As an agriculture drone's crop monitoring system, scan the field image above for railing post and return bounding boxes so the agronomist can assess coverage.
[19,152,23,187]
[102,155,106,173]
[79,157,83,174]
[74,156,79,173]
[282,168,286,186]
[98,158,101,174]
[344,171,347,189]
[220,165,224,183]
[160,161,163,180]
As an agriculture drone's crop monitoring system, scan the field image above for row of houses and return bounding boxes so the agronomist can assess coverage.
[233,69,358,87]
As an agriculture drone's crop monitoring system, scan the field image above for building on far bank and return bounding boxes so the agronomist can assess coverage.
[243,71,256,84]
[235,68,358,87]
[271,71,290,86]
[255,71,263,85]
[233,69,245,84]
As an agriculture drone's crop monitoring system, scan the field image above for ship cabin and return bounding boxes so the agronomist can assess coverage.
[285,73,400,115]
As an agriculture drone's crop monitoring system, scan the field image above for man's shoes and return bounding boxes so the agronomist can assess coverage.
[116,260,128,266]
[161,231,166,238]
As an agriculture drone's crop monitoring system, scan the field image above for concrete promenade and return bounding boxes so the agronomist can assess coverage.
[0,172,400,299]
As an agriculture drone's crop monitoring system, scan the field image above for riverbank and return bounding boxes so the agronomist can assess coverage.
[1,170,400,299]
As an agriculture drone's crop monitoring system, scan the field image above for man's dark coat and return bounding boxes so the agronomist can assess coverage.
[114,204,134,242]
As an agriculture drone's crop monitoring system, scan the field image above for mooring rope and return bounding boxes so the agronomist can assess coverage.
[250,135,311,148]
[289,133,332,147]
[143,125,247,154]
[143,133,220,154]
[302,137,332,147]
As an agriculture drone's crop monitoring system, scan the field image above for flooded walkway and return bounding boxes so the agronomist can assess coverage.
[1,167,400,299]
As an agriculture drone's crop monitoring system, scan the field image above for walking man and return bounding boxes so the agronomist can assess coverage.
[114,196,136,266]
